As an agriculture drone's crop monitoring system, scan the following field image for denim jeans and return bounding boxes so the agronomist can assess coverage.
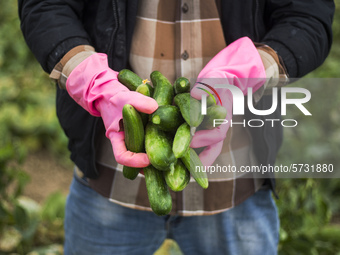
[64,176,279,255]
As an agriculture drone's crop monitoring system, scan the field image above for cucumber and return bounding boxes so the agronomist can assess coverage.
[122,104,145,180]
[200,105,228,130]
[150,105,184,132]
[123,166,141,180]
[172,122,191,158]
[118,69,143,91]
[174,77,190,94]
[181,148,209,189]
[123,104,145,153]
[136,83,152,97]
[144,165,172,216]
[135,83,154,126]
[145,83,155,97]
[145,123,177,171]
[150,71,174,106]
[164,160,190,192]
[136,83,154,98]
[206,94,216,107]
[174,93,204,129]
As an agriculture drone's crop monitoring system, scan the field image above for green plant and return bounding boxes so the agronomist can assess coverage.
[0,192,66,254]
[0,2,69,254]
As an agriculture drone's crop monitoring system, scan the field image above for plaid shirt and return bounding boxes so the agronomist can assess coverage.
[94,0,267,216]
[129,0,226,82]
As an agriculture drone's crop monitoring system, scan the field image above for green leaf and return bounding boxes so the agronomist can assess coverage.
[41,192,66,221]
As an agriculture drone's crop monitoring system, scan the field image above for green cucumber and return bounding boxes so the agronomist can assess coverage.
[135,83,154,126]
[181,148,209,189]
[206,94,216,107]
[150,71,174,106]
[164,160,190,192]
[118,69,143,91]
[150,105,184,132]
[144,165,172,216]
[136,83,152,97]
[122,166,141,180]
[122,104,145,180]
[172,122,191,158]
[136,83,154,97]
[145,83,155,97]
[200,105,228,130]
[174,77,190,94]
[174,93,204,130]
[145,123,177,171]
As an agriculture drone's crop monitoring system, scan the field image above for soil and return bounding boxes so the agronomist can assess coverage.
[21,151,73,203]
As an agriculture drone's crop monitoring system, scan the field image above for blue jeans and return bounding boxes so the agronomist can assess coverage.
[64,177,279,255]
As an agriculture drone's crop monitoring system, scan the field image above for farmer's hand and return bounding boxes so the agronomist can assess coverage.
[190,37,266,167]
[52,47,158,168]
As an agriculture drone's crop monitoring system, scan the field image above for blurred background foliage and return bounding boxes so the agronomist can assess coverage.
[0,1,340,254]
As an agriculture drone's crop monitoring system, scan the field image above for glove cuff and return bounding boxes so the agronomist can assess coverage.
[255,43,289,88]
[49,45,96,89]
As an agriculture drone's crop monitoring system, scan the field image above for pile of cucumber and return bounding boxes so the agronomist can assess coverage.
[118,69,227,216]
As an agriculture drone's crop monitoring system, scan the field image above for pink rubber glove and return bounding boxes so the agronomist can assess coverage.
[191,37,266,167]
[66,53,158,168]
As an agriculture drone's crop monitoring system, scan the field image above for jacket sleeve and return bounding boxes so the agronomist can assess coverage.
[18,0,91,73]
[262,0,335,78]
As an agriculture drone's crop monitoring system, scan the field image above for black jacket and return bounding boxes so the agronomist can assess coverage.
[19,0,334,188]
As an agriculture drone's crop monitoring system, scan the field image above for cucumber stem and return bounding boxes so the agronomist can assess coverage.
[152,115,161,124]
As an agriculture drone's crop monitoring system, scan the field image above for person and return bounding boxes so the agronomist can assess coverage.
[18,0,334,254]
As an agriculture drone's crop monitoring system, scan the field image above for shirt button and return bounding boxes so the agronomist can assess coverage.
[182,3,189,13]
[181,50,189,60]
